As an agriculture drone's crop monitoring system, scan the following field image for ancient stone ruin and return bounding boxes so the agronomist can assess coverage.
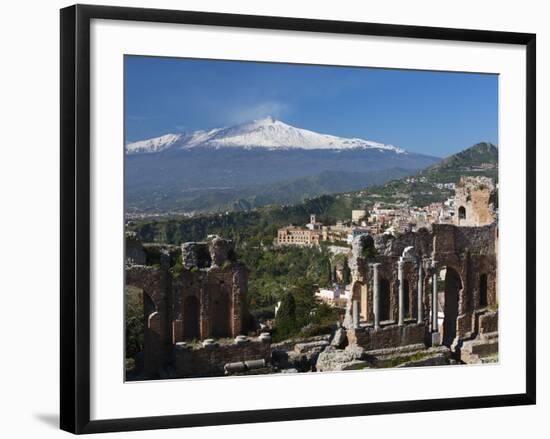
[454,176,497,226]
[125,235,271,379]
[126,176,499,378]
[345,222,498,363]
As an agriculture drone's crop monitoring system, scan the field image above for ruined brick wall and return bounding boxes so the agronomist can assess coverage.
[431,224,497,339]
[478,310,498,334]
[125,231,146,265]
[172,339,271,378]
[142,243,180,265]
[125,235,250,378]
[454,176,496,227]
[450,224,497,255]
[126,263,172,376]
[349,223,497,348]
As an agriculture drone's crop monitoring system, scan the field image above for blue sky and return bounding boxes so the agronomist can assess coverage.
[125,56,498,157]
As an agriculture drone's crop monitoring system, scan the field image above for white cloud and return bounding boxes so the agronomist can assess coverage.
[223,101,289,125]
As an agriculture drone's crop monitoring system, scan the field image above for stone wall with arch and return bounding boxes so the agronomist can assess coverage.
[348,223,498,350]
[125,235,251,378]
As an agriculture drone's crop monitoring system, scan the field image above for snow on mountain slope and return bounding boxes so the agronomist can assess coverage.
[125,133,182,154]
[125,117,406,154]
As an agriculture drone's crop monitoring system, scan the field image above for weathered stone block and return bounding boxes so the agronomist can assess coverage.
[350,323,426,351]
[173,339,271,378]
[330,327,348,348]
[479,310,498,334]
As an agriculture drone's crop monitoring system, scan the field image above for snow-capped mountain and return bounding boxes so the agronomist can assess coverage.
[126,117,406,154]
[126,133,182,154]
[125,117,439,215]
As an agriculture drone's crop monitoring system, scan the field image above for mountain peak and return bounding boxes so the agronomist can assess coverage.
[125,133,182,154]
[423,141,498,175]
[253,115,276,125]
[126,119,407,154]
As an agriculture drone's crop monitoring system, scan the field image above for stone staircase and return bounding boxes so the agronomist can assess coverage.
[460,331,499,364]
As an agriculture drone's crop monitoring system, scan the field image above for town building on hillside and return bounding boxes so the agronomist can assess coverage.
[306,214,323,231]
[322,220,352,243]
[351,209,367,223]
[367,223,384,235]
[277,225,322,246]
[278,214,356,246]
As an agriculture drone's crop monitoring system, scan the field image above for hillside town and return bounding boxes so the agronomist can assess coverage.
[276,176,498,316]
[277,176,495,248]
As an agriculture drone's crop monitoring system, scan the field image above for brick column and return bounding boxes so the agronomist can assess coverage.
[417,260,424,324]
[372,263,381,330]
[352,300,360,329]
[398,259,405,326]
[199,276,209,339]
[431,260,438,332]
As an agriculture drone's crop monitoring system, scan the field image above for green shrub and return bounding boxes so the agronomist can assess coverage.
[273,292,298,342]
[125,286,144,360]
[170,254,184,279]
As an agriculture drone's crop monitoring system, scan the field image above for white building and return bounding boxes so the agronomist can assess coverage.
[316,285,351,307]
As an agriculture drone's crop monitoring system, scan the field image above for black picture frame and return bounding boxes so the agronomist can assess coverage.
[60,4,536,434]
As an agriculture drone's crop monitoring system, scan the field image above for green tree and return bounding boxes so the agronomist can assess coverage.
[125,286,144,360]
[342,259,351,285]
[274,292,297,341]
[324,257,333,287]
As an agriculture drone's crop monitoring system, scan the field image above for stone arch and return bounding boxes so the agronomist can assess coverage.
[458,206,466,220]
[442,266,463,347]
[183,295,200,340]
[211,291,230,338]
[379,277,391,322]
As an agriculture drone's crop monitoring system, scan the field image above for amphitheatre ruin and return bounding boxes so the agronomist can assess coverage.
[125,176,499,379]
